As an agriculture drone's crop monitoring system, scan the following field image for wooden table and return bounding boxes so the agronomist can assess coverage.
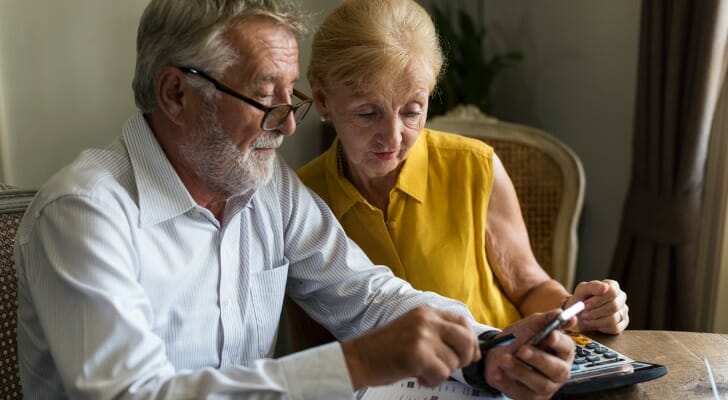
[563,330,728,399]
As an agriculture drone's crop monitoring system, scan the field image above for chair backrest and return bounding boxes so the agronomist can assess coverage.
[0,184,35,398]
[426,105,585,290]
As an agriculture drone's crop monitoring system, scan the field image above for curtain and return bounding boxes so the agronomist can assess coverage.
[609,0,728,330]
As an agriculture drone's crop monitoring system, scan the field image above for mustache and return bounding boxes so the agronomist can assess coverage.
[251,133,283,149]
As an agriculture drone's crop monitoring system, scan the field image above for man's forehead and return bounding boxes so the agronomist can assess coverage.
[225,19,299,83]
[227,17,298,52]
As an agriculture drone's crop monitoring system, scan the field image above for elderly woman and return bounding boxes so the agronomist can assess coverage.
[291,0,628,343]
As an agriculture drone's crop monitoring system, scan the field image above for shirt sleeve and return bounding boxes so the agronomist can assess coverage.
[16,195,353,400]
[277,160,493,340]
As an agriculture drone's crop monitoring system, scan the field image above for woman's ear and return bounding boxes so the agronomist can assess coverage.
[308,76,329,118]
[156,66,189,125]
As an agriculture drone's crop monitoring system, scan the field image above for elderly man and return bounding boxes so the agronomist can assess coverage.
[15,1,574,399]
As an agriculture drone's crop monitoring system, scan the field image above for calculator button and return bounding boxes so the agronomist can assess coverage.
[585,342,600,349]
[594,347,608,354]
[570,334,592,345]
[586,355,600,362]
[574,357,588,364]
[604,352,618,359]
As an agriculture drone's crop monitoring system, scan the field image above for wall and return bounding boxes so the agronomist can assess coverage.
[0,0,338,189]
[0,1,640,284]
[440,0,641,283]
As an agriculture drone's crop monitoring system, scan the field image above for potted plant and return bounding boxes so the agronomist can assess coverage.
[427,1,522,118]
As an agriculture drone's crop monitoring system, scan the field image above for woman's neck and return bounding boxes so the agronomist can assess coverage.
[339,146,399,216]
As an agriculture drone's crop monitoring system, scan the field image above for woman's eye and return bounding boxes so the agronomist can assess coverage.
[403,111,423,120]
[356,112,377,119]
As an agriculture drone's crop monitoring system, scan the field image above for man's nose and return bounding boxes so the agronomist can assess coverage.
[276,109,297,136]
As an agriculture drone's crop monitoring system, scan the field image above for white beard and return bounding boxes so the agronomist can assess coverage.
[178,107,282,195]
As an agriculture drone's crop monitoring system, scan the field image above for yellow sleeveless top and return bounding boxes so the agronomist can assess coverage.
[297,129,521,328]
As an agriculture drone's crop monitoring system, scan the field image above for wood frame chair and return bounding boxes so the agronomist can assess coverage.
[0,184,35,398]
[426,105,585,290]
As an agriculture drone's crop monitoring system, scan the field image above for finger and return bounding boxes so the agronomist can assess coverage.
[539,330,576,362]
[436,314,480,366]
[618,305,630,331]
[581,287,625,319]
[580,288,626,322]
[573,280,609,300]
[503,349,565,396]
[488,354,539,400]
[582,299,619,320]
[431,335,464,372]
[580,304,629,333]
[514,336,573,383]
[415,356,453,388]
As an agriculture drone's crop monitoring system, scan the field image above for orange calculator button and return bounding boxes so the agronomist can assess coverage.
[569,333,592,346]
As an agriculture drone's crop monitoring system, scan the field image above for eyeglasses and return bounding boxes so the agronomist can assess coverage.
[178,67,313,131]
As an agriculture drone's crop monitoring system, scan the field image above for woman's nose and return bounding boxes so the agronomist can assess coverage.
[378,116,403,148]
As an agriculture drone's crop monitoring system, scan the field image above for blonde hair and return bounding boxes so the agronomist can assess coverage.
[308,0,442,93]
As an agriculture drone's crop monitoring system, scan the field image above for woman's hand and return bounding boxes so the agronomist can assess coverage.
[567,279,628,334]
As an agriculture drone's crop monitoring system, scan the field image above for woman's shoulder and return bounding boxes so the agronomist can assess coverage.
[297,145,335,197]
[297,152,326,182]
[422,128,493,161]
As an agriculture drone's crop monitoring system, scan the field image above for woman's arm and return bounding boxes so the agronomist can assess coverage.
[485,153,568,313]
[485,154,628,333]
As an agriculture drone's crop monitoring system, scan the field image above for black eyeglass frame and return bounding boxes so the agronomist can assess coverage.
[178,66,313,131]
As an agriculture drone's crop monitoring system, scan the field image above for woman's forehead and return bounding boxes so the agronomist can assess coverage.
[348,70,433,98]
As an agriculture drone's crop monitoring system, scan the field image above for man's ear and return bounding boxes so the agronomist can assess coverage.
[156,66,190,125]
[308,76,329,118]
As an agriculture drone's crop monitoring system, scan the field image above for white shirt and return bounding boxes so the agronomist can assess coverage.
[15,113,490,399]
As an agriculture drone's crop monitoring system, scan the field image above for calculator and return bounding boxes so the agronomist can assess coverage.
[568,332,635,382]
[558,332,667,396]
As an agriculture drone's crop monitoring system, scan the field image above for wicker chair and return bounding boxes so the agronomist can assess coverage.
[426,105,585,290]
[0,184,35,398]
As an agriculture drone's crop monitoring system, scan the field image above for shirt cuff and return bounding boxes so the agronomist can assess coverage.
[278,342,353,400]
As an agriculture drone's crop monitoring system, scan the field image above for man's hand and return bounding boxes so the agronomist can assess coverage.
[341,307,480,390]
[569,279,629,334]
[485,310,575,400]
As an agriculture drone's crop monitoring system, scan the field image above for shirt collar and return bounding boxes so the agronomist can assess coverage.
[394,129,428,203]
[323,130,429,219]
[122,112,200,227]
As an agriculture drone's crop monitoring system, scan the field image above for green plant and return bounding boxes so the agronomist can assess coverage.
[428,1,522,117]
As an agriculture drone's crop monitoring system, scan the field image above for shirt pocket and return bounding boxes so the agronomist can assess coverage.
[250,261,289,355]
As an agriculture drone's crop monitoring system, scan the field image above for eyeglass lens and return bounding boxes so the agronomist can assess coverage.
[262,102,312,131]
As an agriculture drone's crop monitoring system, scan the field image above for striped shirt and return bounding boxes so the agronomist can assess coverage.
[15,112,489,399]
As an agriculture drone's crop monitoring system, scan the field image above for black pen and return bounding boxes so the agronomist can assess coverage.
[479,333,516,351]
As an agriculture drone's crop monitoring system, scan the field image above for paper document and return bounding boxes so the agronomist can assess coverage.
[356,378,508,400]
